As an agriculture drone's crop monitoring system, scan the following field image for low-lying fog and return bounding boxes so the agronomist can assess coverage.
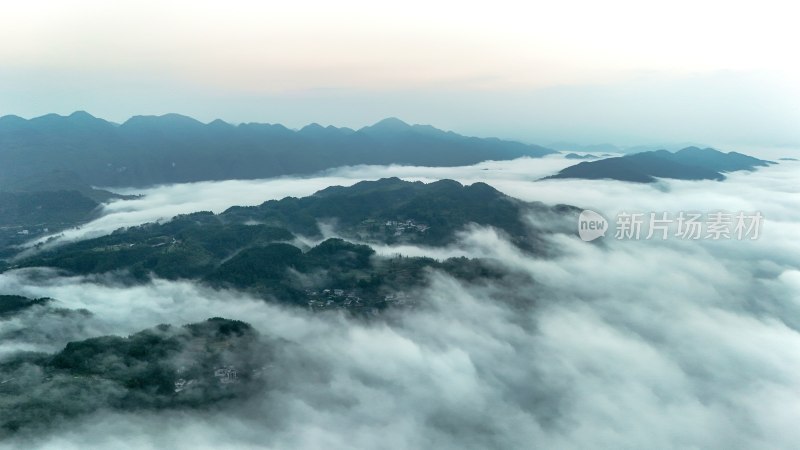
[2,154,799,449]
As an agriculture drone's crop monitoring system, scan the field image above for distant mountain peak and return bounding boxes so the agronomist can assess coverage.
[207,118,233,128]
[675,146,720,155]
[0,114,26,127]
[0,112,555,187]
[300,122,325,132]
[545,146,770,183]
[376,117,410,126]
[122,113,204,129]
[68,110,97,120]
[298,122,356,137]
[22,111,111,130]
[363,117,412,133]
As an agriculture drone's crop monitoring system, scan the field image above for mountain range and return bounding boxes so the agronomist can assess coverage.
[0,112,554,188]
[545,147,772,183]
[8,178,577,306]
[549,141,709,154]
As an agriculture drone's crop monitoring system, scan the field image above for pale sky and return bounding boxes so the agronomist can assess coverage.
[1,0,798,148]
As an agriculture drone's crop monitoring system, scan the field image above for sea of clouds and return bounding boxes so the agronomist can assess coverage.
[1,154,799,449]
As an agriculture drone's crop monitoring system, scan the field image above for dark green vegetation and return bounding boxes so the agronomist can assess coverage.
[0,170,136,257]
[546,147,772,183]
[16,212,295,280]
[206,239,509,307]
[0,190,99,258]
[0,190,97,227]
[0,317,268,436]
[1,169,134,203]
[0,295,51,317]
[223,177,574,248]
[0,112,554,188]
[10,179,574,309]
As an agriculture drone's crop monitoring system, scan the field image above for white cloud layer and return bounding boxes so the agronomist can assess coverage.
[1,158,799,449]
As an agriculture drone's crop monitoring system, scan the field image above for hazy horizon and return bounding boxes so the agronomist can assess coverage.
[1,109,796,157]
[1,1,798,149]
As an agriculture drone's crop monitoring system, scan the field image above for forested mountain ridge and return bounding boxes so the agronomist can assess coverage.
[0,112,554,187]
[8,178,577,309]
[545,147,772,182]
[0,316,269,436]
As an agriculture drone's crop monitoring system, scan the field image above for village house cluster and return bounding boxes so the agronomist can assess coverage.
[356,218,430,239]
[384,219,430,236]
[382,291,415,306]
[0,225,47,243]
[173,365,239,393]
[305,288,365,311]
[305,288,417,313]
[214,366,238,384]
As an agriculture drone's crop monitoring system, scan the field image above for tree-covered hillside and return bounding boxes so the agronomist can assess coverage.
[9,178,574,309]
[0,317,268,436]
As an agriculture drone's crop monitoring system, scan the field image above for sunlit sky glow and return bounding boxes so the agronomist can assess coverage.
[1,0,798,148]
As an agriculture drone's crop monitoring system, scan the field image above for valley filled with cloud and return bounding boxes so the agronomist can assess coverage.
[2,156,798,449]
